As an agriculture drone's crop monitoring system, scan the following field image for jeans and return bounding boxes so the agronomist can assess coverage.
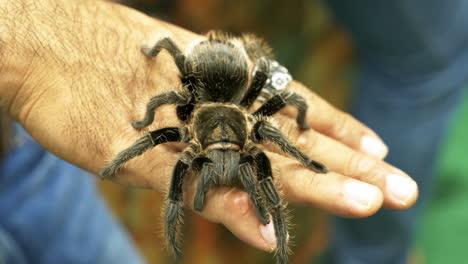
[323,0,468,263]
[0,126,144,264]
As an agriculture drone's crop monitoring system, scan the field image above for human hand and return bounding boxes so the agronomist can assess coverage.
[0,0,418,254]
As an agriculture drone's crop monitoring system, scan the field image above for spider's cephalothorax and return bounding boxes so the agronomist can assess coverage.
[99,31,328,264]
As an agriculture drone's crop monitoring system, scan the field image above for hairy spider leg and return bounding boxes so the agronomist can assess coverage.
[254,151,289,264]
[193,160,214,212]
[165,157,190,259]
[141,37,186,73]
[253,91,310,129]
[141,37,197,121]
[238,155,270,225]
[98,127,184,179]
[240,57,270,108]
[132,91,191,129]
[241,33,273,61]
[253,120,329,173]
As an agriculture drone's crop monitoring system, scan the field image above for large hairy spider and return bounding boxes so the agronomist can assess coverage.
[99,31,328,264]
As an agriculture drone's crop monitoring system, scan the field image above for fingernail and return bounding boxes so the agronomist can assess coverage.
[344,180,379,209]
[360,136,388,159]
[386,174,417,205]
[260,221,277,251]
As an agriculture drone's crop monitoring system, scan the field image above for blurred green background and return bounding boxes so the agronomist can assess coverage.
[417,90,468,264]
[99,0,468,263]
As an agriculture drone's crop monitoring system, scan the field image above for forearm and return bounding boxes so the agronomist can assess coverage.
[0,0,197,120]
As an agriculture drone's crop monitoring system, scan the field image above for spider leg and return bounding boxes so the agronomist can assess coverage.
[253,91,310,129]
[239,155,270,225]
[241,33,273,61]
[132,91,191,129]
[98,127,185,179]
[141,37,186,74]
[252,120,329,173]
[141,37,196,122]
[193,159,214,212]
[240,57,269,108]
[254,151,289,264]
[165,157,190,259]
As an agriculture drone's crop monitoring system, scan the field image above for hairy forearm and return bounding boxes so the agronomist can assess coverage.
[0,0,197,120]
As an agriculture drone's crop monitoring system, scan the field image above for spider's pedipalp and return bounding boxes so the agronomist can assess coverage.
[194,161,214,212]
[254,91,310,129]
[253,120,328,173]
[239,155,270,225]
[132,90,191,129]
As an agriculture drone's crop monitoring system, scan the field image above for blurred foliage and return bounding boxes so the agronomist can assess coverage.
[101,0,355,263]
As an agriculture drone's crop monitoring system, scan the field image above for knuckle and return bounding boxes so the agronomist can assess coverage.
[295,169,322,204]
[305,172,321,193]
[224,190,252,220]
[332,112,351,140]
[344,153,377,180]
[298,129,319,150]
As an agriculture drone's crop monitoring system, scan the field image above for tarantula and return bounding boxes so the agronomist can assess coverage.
[99,31,328,264]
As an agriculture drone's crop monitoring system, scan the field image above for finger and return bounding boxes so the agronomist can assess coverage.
[298,128,418,209]
[266,151,384,218]
[264,115,418,210]
[287,82,388,159]
[187,187,278,252]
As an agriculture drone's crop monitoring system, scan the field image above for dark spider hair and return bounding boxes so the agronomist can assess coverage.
[99,31,328,264]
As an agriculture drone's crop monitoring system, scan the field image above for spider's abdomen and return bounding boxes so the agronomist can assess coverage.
[189,41,249,103]
[193,105,247,149]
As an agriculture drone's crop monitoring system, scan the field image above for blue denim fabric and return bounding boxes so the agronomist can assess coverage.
[323,1,468,263]
[0,126,144,264]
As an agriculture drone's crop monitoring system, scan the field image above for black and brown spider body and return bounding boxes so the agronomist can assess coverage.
[99,31,328,264]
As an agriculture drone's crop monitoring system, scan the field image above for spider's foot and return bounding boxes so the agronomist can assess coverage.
[193,193,205,212]
[257,207,270,225]
[271,210,289,264]
[298,120,310,130]
[308,160,329,174]
[98,167,114,180]
[275,246,289,264]
[131,120,145,129]
[140,45,152,56]
[165,200,184,259]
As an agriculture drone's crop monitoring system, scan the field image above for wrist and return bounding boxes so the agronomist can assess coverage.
[0,0,26,113]
[0,0,59,117]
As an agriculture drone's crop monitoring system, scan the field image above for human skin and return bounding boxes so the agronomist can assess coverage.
[0,0,418,252]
